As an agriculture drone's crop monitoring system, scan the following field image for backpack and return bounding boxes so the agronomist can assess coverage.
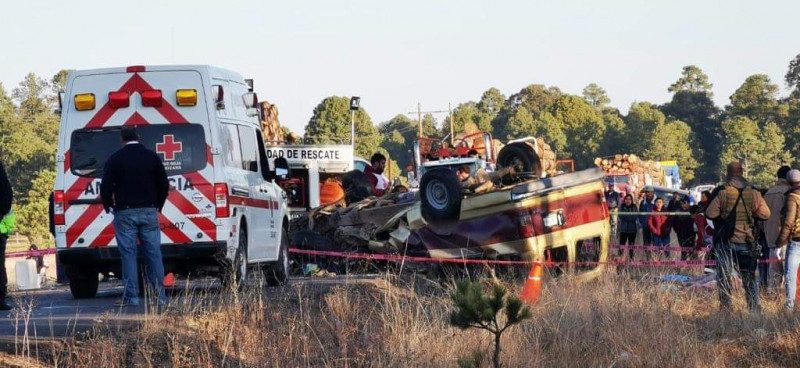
[781,190,800,238]
[714,188,746,243]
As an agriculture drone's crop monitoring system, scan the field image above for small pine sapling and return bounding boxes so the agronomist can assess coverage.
[449,280,532,368]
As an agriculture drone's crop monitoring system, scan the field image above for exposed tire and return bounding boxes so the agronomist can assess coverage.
[496,142,541,184]
[265,227,290,286]
[420,168,462,224]
[67,266,99,299]
[222,226,248,289]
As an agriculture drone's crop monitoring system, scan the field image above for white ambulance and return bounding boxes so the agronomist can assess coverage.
[54,65,290,299]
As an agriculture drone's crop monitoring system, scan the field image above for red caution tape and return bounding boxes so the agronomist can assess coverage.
[289,248,783,268]
[6,248,57,259]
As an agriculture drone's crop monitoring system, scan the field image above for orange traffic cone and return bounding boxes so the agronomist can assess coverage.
[163,272,175,287]
[521,262,544,305]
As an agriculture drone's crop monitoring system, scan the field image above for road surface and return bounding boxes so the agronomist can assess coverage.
[0,274,380,351]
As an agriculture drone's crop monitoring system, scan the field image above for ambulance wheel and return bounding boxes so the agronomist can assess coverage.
[222,226,248,289]
[496,143,541,184]
[67,266,99,299]
[265,227,289,286]
[420,168,462,224]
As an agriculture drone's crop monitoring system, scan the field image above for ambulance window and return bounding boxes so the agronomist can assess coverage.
[238,126,258,172]
[224,124,243,169]
[70,124,207,178]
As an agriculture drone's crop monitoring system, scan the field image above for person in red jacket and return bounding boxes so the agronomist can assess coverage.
[692,204,713,259]
[648,197,672,258]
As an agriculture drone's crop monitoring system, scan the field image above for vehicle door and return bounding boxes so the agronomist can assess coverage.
[256,132,281,257]
[237,124,273,260]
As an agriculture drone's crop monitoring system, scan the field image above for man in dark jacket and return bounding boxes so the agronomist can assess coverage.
[638,186,656,247]
[0,160,13,310]
[672,199,696,260]
[101,127,169,307]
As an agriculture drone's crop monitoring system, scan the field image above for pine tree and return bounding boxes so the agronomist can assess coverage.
[449,280,532,368]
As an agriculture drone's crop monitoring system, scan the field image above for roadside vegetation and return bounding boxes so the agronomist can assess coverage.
[4,54,800,249]
[3,268,800,367]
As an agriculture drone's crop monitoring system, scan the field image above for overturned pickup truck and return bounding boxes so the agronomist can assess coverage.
[290,133,610,275]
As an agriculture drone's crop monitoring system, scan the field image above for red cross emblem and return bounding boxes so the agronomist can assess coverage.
[156,135,183,161]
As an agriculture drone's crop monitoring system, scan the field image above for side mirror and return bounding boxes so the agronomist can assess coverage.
[274,157,290,179]
[54,92,64,114]
[242,92,258,108]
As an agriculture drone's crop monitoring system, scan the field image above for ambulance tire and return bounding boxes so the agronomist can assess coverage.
[420,168,462,224]
[496,143,541,184]
[265,227,289,287]
[222,226,248,289]
[67,266,99,299]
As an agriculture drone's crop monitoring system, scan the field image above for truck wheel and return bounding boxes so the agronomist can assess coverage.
[222,227,248,288]
[496,143,541,183]
[265,227,290,286]
[67,266,99,299]
[420,168,462,224]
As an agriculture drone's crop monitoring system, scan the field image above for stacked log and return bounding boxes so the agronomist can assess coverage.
[260,101,285,143]
[594,154,664,188]
[535,138,558,175]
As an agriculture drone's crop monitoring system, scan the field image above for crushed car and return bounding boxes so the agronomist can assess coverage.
[289,132,610,277]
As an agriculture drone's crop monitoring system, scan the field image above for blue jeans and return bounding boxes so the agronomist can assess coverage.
[785,241,800,310]
[653,234,671,256]
[715,243,760,312]
[114,207,166,305]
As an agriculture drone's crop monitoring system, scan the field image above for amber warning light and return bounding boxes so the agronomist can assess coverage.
[176,89,197,106]
[74,93,95,111]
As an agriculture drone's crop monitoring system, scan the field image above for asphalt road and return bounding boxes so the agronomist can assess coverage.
[0,274,380,349]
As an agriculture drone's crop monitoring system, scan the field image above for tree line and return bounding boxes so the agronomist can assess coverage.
[305,56,800,189]
[3,55,800,244]
[0,70,69,245]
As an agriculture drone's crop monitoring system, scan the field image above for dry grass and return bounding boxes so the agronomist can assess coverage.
[4,268,800,367]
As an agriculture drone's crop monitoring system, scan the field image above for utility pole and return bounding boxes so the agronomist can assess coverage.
[349,97,361,146]
[448,102,453,146]
[417,102,422,137]
[408,104,449,138]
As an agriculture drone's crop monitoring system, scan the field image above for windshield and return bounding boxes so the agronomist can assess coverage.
[606,175,630,184]
[70,124,207,178]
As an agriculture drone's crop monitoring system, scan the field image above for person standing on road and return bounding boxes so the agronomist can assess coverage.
[706,162,771,313]
[777,169,800,311]
[101,127,169,307]
[672,199,696,261]
[648,197,672,259]
[617,194,638,259]
[605,183,621,236]
[0,160,13,310]
[638,186,657,256]
[764,166,792,291]
[668,192,683,212]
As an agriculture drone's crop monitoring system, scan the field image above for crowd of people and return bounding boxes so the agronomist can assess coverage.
[606,183,713,261]
[605,162,800,313]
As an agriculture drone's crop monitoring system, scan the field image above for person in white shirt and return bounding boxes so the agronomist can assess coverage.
[365,153,389,196]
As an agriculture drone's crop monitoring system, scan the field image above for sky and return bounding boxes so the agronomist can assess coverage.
[2,0,800,134]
